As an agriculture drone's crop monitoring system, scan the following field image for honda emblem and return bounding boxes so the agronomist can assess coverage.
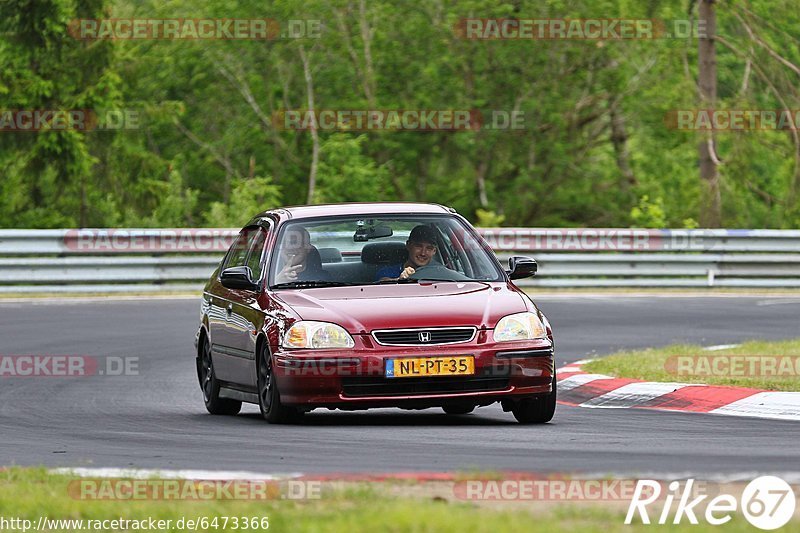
[418,331,432,343]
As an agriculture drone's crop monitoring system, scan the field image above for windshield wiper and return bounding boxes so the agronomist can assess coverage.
[270,280,353,289]
[376,278,420,284]
[380,277,489,284]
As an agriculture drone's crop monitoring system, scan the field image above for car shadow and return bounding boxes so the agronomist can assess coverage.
[226,409,518,426]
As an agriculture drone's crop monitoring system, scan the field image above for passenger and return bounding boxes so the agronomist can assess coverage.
[274,227,331,283]
[376,225,438,281]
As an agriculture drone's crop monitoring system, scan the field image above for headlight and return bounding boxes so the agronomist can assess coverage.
[282,321,355,349]
[493,312,547,342]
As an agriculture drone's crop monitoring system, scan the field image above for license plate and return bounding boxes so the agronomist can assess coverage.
[385,356,474,378]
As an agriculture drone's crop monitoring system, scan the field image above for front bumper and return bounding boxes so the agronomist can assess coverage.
[272,333,554,408]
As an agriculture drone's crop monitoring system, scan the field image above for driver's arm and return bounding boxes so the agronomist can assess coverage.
[399,266,415,279]
[378,266,414,282]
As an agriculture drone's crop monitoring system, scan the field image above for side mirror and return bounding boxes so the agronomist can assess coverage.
[220,266,259,291]
[507,256,537,280]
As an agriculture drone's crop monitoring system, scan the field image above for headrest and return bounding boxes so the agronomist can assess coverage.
[361,241,408,264]
[306,246,323,270]
[318,247,342,263]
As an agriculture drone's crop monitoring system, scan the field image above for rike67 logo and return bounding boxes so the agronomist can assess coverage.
[626,477,796,530]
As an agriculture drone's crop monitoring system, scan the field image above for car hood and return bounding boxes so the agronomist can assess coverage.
[272,282,531,333]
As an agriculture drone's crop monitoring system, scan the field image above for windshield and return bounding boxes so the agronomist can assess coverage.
[268,215,504,288]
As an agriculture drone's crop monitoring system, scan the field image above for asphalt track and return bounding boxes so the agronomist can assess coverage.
[1,295,798,475]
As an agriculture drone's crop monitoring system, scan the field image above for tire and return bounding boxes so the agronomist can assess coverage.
[442,405,475,415]
[511,371,557,424]
[257,343,303,424]
[198,336,241,415]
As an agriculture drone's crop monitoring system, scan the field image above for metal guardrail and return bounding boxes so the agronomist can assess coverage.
[1,228,799,292]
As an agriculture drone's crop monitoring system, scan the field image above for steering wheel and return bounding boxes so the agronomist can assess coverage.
[408,264,470,281]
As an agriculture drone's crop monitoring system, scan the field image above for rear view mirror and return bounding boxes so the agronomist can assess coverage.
[507,256,537,280]
[354,224,393,242]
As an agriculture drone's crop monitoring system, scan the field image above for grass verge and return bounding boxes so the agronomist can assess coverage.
[582,339,800,391]
[2,468,793,532]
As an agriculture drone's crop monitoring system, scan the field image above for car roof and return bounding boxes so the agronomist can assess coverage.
[254,202,455,222]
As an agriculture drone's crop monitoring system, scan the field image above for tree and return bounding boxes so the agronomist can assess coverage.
[698,0,721,227]
[0,0,120,227]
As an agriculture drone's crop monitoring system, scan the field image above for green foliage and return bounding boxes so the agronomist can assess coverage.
[1,0,800,228]
[0,0,118,228]
[682,217,699,229]
[206,176,282,227]
[143,165,199,227]
[475,209,506,227]
[314,134,387,204]
[630,195,667,228]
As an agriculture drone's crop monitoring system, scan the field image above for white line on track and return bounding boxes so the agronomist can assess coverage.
[50,467,303,480]
[756,298,800,306]
[574,471,800,484]
[703,344,742,351]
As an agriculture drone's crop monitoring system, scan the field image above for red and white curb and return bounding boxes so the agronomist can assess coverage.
[557,361,800,421]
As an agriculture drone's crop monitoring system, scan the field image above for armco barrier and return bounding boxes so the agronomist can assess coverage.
[0,228,799,292]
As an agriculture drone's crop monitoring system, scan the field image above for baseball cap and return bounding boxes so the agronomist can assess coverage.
[408,225,438,245]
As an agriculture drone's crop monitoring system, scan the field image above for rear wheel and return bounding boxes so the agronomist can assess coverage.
[442,405,475,415]
[257,344,303,424]
[198,337,241,415]
[511,372,556,424]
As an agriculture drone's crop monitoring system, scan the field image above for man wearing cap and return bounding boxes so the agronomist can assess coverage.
[376,224,438,281]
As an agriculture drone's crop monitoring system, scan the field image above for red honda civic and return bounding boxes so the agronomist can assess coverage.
[194,203,555,424]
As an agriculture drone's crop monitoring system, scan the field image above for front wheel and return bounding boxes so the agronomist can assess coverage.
[257,344,303,424]
[511,372,556,424]
[198,337,241,415]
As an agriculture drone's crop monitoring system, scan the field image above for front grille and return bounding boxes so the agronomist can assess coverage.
[341,375,510,397]
[372,327,476,346]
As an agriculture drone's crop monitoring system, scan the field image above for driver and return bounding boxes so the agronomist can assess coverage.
[376,224,438,281]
